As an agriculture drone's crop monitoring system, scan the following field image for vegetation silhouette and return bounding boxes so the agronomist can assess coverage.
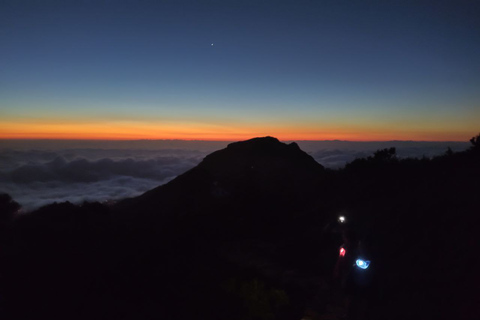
[0,193,20,223]
[0,134,479,320]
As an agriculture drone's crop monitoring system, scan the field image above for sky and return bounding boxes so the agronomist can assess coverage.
[1,0,479,141]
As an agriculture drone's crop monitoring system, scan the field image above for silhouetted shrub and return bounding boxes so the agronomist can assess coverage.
[224,278,289,320]
[469,133,480,151]
[372,147,397,162]
[0,193,20,223]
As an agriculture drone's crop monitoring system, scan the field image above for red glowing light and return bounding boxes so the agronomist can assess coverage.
[340,247,346,257]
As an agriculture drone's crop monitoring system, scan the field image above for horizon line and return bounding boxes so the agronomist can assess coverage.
[0,137,470,143]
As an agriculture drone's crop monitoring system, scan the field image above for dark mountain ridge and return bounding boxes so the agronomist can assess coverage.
[1,135,479,320]
[115,137,326,231]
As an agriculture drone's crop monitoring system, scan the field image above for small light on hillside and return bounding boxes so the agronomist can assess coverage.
[338,216,346,223]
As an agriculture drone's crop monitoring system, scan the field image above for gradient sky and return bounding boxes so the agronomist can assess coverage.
[1,0,479,141]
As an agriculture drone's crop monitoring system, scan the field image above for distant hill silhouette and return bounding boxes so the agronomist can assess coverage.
[0,135,479,320]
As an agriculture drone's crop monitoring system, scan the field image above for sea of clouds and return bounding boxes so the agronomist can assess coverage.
[297,140,469,169]
[0,139,469,211]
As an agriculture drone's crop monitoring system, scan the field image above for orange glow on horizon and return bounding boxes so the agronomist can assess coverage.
[0,119,473,142]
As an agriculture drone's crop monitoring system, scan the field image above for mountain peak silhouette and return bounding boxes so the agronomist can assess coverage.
[226,136,286,150]
[115,137,324,221]
[227,136,301,153]
[199,136,323,174]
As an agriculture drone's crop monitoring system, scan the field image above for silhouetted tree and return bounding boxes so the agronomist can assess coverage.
[224,278,289,320]
[0,193,20,223]
[444,147,454,157]
[469,133,480,151]
[372,147,397,162]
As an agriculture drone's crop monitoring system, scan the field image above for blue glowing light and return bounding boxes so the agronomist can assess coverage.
[356,259,370,269]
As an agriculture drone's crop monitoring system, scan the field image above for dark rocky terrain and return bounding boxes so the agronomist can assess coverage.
[1,135,479,320]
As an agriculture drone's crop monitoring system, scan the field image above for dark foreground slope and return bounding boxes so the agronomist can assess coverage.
[1,135,479,320]
[333,142,480,320]
[1,137,333,320]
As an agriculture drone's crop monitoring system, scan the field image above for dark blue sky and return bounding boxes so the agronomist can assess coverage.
[1,0,479,140]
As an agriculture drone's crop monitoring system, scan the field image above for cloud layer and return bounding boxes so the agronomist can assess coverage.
[0,148,209,211]
[297,140,469,169]
[0,140,469,211]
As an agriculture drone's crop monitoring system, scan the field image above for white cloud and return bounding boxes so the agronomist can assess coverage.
[296,141,469,169]
[0,147,209,211]
[0,140,469,211]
